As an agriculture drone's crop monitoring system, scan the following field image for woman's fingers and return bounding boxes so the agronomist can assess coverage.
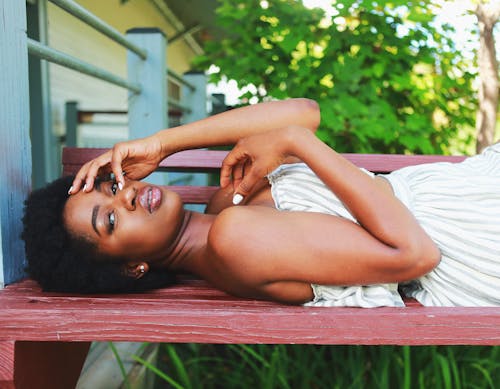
[68,137,163,195]
[233,165,263,203]
[221,149,267,205]
[69,152,111,194]
[110,144,127,189]
[220,150,244,189]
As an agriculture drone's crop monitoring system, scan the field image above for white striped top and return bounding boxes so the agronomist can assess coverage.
[267,143,500,307]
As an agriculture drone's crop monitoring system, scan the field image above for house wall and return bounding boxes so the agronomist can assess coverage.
[46,0,198,144]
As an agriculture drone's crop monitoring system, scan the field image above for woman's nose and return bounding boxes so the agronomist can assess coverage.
[118,185,137,211]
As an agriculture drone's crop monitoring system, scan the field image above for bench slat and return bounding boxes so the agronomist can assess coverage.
[2,148,497,347]
[62,148,466,176]
[1,280,499,345]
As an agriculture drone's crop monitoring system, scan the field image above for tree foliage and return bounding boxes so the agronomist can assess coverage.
[195,0,476,154]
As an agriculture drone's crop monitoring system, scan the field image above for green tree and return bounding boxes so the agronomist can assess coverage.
[195,0,476,154]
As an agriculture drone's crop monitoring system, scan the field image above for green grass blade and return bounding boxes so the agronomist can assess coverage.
[446,347,461,389]
[108,342,131,389]
[403,346,411,389]
[471,362,495,389]
[436,353,452,389]
[132,354,185,389]
[166,344,192,389]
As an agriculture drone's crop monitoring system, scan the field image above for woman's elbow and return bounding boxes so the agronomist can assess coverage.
[395,241,441,280]
[292,98,320,131]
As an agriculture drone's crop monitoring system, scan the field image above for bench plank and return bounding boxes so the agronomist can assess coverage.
[62,147,466,176]
[1,279,499,345]
[1,148,498,350]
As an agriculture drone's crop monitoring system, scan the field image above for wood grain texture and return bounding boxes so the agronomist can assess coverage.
[62,148,467,174]
[0,0,32,286]
[0,280,499,345]
[0,341,15,382]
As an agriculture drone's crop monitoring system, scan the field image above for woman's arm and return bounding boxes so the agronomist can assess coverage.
[214,127,441,300]
[70,98,319,193]
[155,98,319,155]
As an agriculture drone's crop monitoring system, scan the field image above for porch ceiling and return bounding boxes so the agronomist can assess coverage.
[162,0,222,48]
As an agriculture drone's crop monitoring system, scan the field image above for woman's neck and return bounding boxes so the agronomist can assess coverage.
[159,210,215,274]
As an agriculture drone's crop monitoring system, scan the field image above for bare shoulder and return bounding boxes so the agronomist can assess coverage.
[206,206,314,303]
[207,206,275,267]
[204,206,274,298]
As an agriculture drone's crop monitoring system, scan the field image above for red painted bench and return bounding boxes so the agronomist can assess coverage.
[1,147,499,388]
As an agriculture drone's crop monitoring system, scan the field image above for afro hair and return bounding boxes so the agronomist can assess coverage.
[22,175,176,293]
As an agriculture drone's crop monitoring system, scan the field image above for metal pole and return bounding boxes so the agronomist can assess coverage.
[49,0,147,60]
[167,69,195,91]
[169,98,192,114]
[27,39,142,93]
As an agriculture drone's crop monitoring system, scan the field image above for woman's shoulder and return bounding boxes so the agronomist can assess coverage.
[209,206,272,245]
[208,206,278,265]
[204,206,277,291]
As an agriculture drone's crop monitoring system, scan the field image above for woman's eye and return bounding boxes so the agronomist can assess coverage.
[108,211,116,233]
[111,182,118,195]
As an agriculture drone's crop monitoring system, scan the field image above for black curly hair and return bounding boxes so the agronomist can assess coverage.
[22,175,176,293]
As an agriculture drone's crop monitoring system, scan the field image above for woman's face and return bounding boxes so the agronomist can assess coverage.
[63,178,184,262]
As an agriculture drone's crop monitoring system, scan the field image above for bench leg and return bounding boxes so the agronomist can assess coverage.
[0,340,90,389]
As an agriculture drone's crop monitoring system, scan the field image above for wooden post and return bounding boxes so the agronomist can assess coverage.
[65,101,79,147]
[179,71,208,210]
[126,28,167,185]
[0,341,91,389]
[0,0,32,287]
[126,28,168,137]
[181,71,207,124]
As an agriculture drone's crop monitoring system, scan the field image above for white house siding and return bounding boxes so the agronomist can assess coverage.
[47,0,198,146]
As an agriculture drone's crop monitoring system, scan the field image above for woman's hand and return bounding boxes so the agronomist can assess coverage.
[220,126,310,204]
[69,134,165,194]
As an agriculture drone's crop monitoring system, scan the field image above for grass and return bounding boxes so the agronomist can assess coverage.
[127,344,500,389]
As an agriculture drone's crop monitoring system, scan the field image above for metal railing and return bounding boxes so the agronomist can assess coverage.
[168,69,195,91]
[28,0,203,112]
[28,0,207,148]
[27,39,142,93]
[49,0,147,59]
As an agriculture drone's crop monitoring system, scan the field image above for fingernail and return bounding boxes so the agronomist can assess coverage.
[83,184,87,192]
[233,194,244,205]
[68,186,73,195]
[118,182,124,191]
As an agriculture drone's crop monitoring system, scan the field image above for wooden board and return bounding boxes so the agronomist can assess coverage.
[1,279,499,345]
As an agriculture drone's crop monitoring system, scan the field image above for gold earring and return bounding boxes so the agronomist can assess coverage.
[139,264,146,274]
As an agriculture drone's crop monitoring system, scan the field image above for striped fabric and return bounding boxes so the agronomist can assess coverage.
[268,163,405,307]
[268,143,500,307]
[384,143,500,306]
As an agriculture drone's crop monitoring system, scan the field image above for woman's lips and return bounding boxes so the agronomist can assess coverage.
[138,186,162,213]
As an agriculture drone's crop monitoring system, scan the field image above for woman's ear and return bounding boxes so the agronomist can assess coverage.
[123,261,149,279]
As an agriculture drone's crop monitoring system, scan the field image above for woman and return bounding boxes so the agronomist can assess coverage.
[23,99,500,306]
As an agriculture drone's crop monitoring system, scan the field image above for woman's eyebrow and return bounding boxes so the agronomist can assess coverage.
[91,205,101,236]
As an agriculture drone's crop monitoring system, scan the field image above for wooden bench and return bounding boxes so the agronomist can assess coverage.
[1,147,499,389]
